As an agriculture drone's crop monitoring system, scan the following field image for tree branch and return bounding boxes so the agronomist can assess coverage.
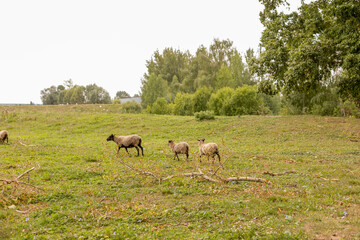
[263,170,296,176]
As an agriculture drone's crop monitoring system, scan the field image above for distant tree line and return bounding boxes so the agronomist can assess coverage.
[40,79,136,105]
[140,1,360,118]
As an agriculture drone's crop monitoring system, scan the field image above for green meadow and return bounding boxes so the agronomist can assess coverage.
[1,105,359,239]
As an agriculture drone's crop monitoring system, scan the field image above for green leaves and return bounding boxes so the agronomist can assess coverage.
[256,0,360,108]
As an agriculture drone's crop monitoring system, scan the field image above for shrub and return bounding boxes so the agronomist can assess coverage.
[339,100,360,118]
[150,97,170,115]
[194,111,215,121]
[208,87,235,115]
[231,85,261,115]
[193,87,213,113]
[173,93,194,116]
[121,101,142,114]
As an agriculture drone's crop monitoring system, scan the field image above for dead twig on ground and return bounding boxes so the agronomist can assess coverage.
[263,170,297,176]
[115,154,269,185]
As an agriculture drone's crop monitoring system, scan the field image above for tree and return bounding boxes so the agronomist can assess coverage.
[40,86,60,105]
[116,91,131,98]
[141,73,169,107]
[85,84,111,104]
[215,65,234,90]
[254,0,360,109]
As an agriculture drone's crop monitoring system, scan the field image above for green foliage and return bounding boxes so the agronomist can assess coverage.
[84,84,111,104]
[215,65,234,90]
[339,100,360,118]
[194,110,215,121]
[149,97,170,115]
[173,92,194,116]
[41,82,111,105]
[121,101,142,114]
[208,87,235,115]
[193,87,213,113]
[231,85,261,115]
[115,91,131,98]
[141,73,168,107]
[255,0,360,109]
[140,39,252,108]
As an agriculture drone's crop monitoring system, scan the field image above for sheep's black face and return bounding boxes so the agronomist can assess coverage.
[107,134,114,141]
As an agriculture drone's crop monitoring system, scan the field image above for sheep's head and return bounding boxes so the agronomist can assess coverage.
[107,134,115,141]
[168,140,174,146]
[197,139,205,144]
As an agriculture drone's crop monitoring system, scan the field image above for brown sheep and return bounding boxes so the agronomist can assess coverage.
[168,140,189,161]
[198,139,221,165]
[107,134,144,156]
[0,130,9,144]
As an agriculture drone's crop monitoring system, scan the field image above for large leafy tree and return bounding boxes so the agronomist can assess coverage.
[254,0,360,107]
[85,84,111,104]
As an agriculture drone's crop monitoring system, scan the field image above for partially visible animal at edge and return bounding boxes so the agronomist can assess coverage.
[168,140,189,161]
[0,130,9,144]
[198,139,221,165]
[107,134,144,156]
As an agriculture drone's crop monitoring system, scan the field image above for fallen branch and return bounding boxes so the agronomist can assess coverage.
[224,176,269,183]
[0,167,43,191]
[116,155,161,184]
[263,170,297,176]
[115,154,269,185]
[18,141,37,147]
[319,177,339,181]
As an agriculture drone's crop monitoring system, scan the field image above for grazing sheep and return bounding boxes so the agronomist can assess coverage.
[168,140,189,161]
[107,134,144,156]
[198,139,221,165]
[0,130,9,144]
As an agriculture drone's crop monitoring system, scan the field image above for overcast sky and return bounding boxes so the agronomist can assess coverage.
[0,0,302,104]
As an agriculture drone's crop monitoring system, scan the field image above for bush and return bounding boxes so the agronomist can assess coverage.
[149,97,170,115]
[121,101,142,114]
[339,100,360,118]
[194,111,215,121]
[193,87,213,113]
[173,93,194,116]
[231,85,261,115]
[208,87,235,115]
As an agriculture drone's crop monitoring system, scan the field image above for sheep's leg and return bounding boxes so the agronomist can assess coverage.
[199,154,202,163]
[117,146,121,154]
[216,153,222,166]
[176,153,180,161]
[139,145,144,156]
[135,146,140,156]
[125,147,130,155]
[186,152,189,160]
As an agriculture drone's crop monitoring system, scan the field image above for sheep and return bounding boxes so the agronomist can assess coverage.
[168,140,189,161]
[198,139,221,165]
[107,134,144,156]
[0,130,9,144]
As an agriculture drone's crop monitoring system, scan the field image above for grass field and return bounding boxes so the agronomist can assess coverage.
[1,105,359,239]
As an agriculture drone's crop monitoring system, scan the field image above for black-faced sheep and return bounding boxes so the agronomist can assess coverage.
[198,139,221,165]
[107,134,144,156]
[168,140,189,161]
[0,130,9,144]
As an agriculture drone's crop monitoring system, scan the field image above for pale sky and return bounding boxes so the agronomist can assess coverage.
[0,0,302,104]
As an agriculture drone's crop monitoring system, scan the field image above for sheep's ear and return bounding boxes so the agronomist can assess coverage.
[202,139,205,141]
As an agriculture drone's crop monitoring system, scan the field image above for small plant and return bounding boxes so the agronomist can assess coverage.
[194,111,215,121]
[121,101,142,113]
